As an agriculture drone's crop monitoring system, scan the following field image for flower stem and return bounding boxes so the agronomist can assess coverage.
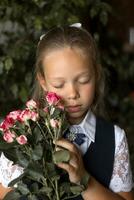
[36,122,48,141]
[46,120,54,140]
[55,179,60,200]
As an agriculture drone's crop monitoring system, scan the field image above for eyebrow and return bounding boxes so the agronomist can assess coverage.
[77,71,90,76]
[49,77,65,81]
[49,71,91,80]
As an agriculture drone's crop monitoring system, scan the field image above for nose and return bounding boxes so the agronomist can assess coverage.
[67,83,80,100]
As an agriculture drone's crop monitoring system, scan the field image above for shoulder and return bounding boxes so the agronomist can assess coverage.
[96,117,129,149]
[104,120,128,151]
[114,125,128,152]
[97,116,127,140]
[96,116,115,137]
[114,124,126,139]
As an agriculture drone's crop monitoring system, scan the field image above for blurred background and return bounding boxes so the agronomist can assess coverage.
[0,0,134,177]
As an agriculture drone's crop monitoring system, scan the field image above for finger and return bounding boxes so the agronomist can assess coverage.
[56,162,74,173]
[56,162,81,183]
[69,154,79,168]
[55,138,80,154]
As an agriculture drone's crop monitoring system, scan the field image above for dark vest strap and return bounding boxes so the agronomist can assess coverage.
[83,117,115,187]
[69,117,115,200]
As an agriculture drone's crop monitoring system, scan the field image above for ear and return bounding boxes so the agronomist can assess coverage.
[37,73,47,91]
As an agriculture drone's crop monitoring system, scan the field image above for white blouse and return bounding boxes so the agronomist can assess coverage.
[0,111,133,193]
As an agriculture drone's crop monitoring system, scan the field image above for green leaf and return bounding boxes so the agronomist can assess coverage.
[3,191,21,200]
[60,182,71,194]
[17,182,30,195]
[0,142,16,150]
[100,11,108,25]
[32,125,43,143]
[26,162,43,181]
[53,149,70,163]
[90,7,98,18]
[16,149,30,168]
[0,61,4,74]
[34,17,42,30]
[70,185,84,194]
[30,182,39,193]
[45,162,57,177]
[80,172,90,190]
[4,57,13,71]
[3,148,19,163]
[39,186,53,194]
[32,144,43,161]
[100,2,112,13]
[27,195,38,200]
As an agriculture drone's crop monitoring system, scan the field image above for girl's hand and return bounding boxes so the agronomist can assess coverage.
[0,184,12,200]
[55,138,87,184]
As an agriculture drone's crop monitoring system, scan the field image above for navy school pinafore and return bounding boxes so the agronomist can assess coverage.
[68,117,115,200]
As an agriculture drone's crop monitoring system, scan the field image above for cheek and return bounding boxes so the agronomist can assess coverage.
[81,84,95,101]
[44,82,56,92]
[44,84,65,98]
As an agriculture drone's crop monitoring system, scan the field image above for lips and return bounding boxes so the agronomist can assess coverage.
[66,105,81,112]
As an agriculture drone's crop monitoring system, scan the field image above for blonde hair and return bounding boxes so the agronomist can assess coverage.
[33,26,105,117]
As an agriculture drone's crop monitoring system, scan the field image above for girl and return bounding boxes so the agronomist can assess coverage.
[0,24,134,200]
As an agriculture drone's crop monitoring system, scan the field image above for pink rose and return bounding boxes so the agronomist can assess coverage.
[18,109,38,122]
[16,135,27,145]
[0,116,15,131]
[30,111,39,121]
[46,92,61,105]
[3,130,15,143]
[26,99,37,110]
[0,110,23,131]
[7,110,22,121]
[50,119,60,128]
[18,109,31,122]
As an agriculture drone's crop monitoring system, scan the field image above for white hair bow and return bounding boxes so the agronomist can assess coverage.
[40,34,46,41]
[70,23,82,28]
[39,23,82,41]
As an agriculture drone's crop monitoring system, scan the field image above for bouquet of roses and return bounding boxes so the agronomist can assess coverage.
[0,92,83,200]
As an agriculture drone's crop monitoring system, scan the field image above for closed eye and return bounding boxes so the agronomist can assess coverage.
[53,84,64,89]
[78,77,91,84]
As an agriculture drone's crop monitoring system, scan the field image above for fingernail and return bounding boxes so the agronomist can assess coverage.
[53,140,55,144]
[53,139,56,144]
[56,147,61,151]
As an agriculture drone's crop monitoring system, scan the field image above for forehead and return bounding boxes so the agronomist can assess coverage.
[43,45,91,59]
[42,47,94,74]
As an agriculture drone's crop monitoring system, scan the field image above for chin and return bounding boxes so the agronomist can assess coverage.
[67,112,85,124]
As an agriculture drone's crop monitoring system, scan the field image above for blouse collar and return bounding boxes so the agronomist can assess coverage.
[70,110,96,143]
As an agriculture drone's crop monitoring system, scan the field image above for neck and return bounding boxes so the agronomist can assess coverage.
[67,112,88,125]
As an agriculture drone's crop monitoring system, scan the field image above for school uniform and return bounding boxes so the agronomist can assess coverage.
[66,111,133,199]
